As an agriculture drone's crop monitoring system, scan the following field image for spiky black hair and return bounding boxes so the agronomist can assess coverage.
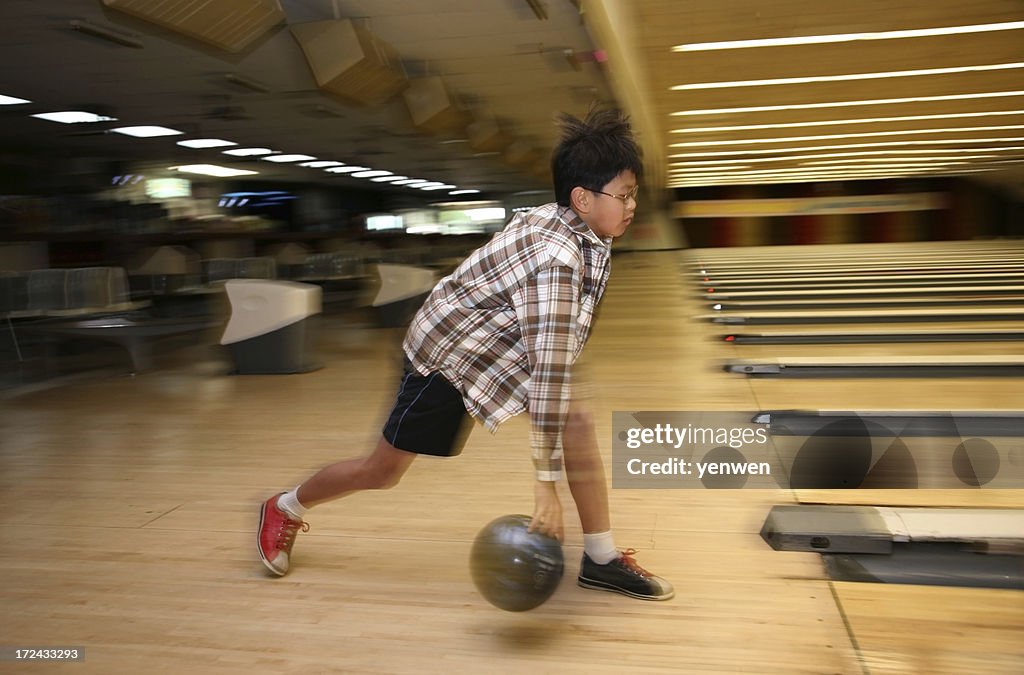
[551,107,642,207]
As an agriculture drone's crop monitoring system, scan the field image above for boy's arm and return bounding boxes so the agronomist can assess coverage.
[514,264,580,483]
[513,264,579,541]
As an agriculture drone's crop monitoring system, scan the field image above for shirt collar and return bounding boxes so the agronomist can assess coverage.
[557,204,612,250]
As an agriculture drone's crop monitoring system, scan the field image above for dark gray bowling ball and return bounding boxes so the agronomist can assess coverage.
[470,514,564,612]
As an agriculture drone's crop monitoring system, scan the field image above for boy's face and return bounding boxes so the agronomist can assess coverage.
[578,170,638,239]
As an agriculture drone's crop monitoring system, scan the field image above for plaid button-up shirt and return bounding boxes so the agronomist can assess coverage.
[403,203,612,481]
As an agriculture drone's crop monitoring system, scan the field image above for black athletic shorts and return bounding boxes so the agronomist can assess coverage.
[382,357,471,457]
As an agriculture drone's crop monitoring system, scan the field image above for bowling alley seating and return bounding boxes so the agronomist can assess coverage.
[202,256,277,285]
[127,245,203,298]
[4,265,219,373]
[292,251,369,311]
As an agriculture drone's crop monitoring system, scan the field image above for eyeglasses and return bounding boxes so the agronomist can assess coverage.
[586,185,639,205]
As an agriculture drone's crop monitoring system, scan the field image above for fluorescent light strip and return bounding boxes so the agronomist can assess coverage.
[667,138,1024,158]
[672,163,966,178]
[392,179,429,186]
[670,126,1024,148]
[370,175,408,183]
[350,170,392,178]
[110,125,184,137]
[223,147,276,157]
[325,166,370,173]
[674,166,998,180]
[449,189,481,195]
[299,161,344,168]
[670,152,1001,167]
[668,157,985,172]
[671,166,753,173]
[670,170,1000,187]
[670,169,979,185]
[676,164,992,178]
[178,138,237,149]
[673,21,1024,52]
[671,91,1024,117]
[673,163,958,175]
[672,110,1024,134]
[670,144,1024,159]
[172,164,258,178]
[802,156,985,165]
[261,154,317,163]
[0,94,31,105]
[671,62,1024,91]
[32,111,116,124]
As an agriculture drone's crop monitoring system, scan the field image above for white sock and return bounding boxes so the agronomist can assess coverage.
[583,530,618,565]
[277,488,307,520]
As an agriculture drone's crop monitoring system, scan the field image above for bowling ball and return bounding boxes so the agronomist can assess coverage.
[470,514,564,612]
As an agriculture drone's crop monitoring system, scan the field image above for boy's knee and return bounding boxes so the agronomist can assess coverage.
[566,408,595,432]
[359,458,405,490]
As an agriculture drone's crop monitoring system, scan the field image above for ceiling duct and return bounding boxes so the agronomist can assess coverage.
[402,77,471,135]
[290,20,408,106]
[101,0,284,53]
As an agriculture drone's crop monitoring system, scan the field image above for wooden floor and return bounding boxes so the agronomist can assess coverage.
[1,246,1022,674]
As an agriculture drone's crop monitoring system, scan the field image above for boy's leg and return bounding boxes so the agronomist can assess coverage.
[562,405,611,534]
[258,437,415,576]
[563,403,674,601]
[297,436,417,507]
[258,358,469,577]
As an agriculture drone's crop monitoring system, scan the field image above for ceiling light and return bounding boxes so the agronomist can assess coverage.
[325,166,370,173]
[420,184,456,191]
[672,110,1024,134]
[391,179,429,186]
[671,62,1024,91]
[172,164,259,177]
[0,94,31,105]
[673,21,1024,51]
[801,157,982,165]
[300,161,344,168]
[671,90,1024,117]
[31,111,116,124]
[350,170,392,178]
[673,162,964,176]
[110,125,184,137]
[667,145,1024,160]
[669,125,1024,148]
[223,147,276,157]
[370,175,408,182]
[449,189,481,195]
[670,152,1002,167]
[670,166,752,173]
[667,138,1024,158]
[261,154,317,163]
[177,138,237,149]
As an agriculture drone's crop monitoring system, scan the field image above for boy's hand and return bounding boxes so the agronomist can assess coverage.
[529,480,564,542]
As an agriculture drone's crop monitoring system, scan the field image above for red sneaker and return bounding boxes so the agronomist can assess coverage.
[257,493,309,576]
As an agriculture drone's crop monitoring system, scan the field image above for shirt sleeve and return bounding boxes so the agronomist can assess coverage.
[512,264,579,482]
